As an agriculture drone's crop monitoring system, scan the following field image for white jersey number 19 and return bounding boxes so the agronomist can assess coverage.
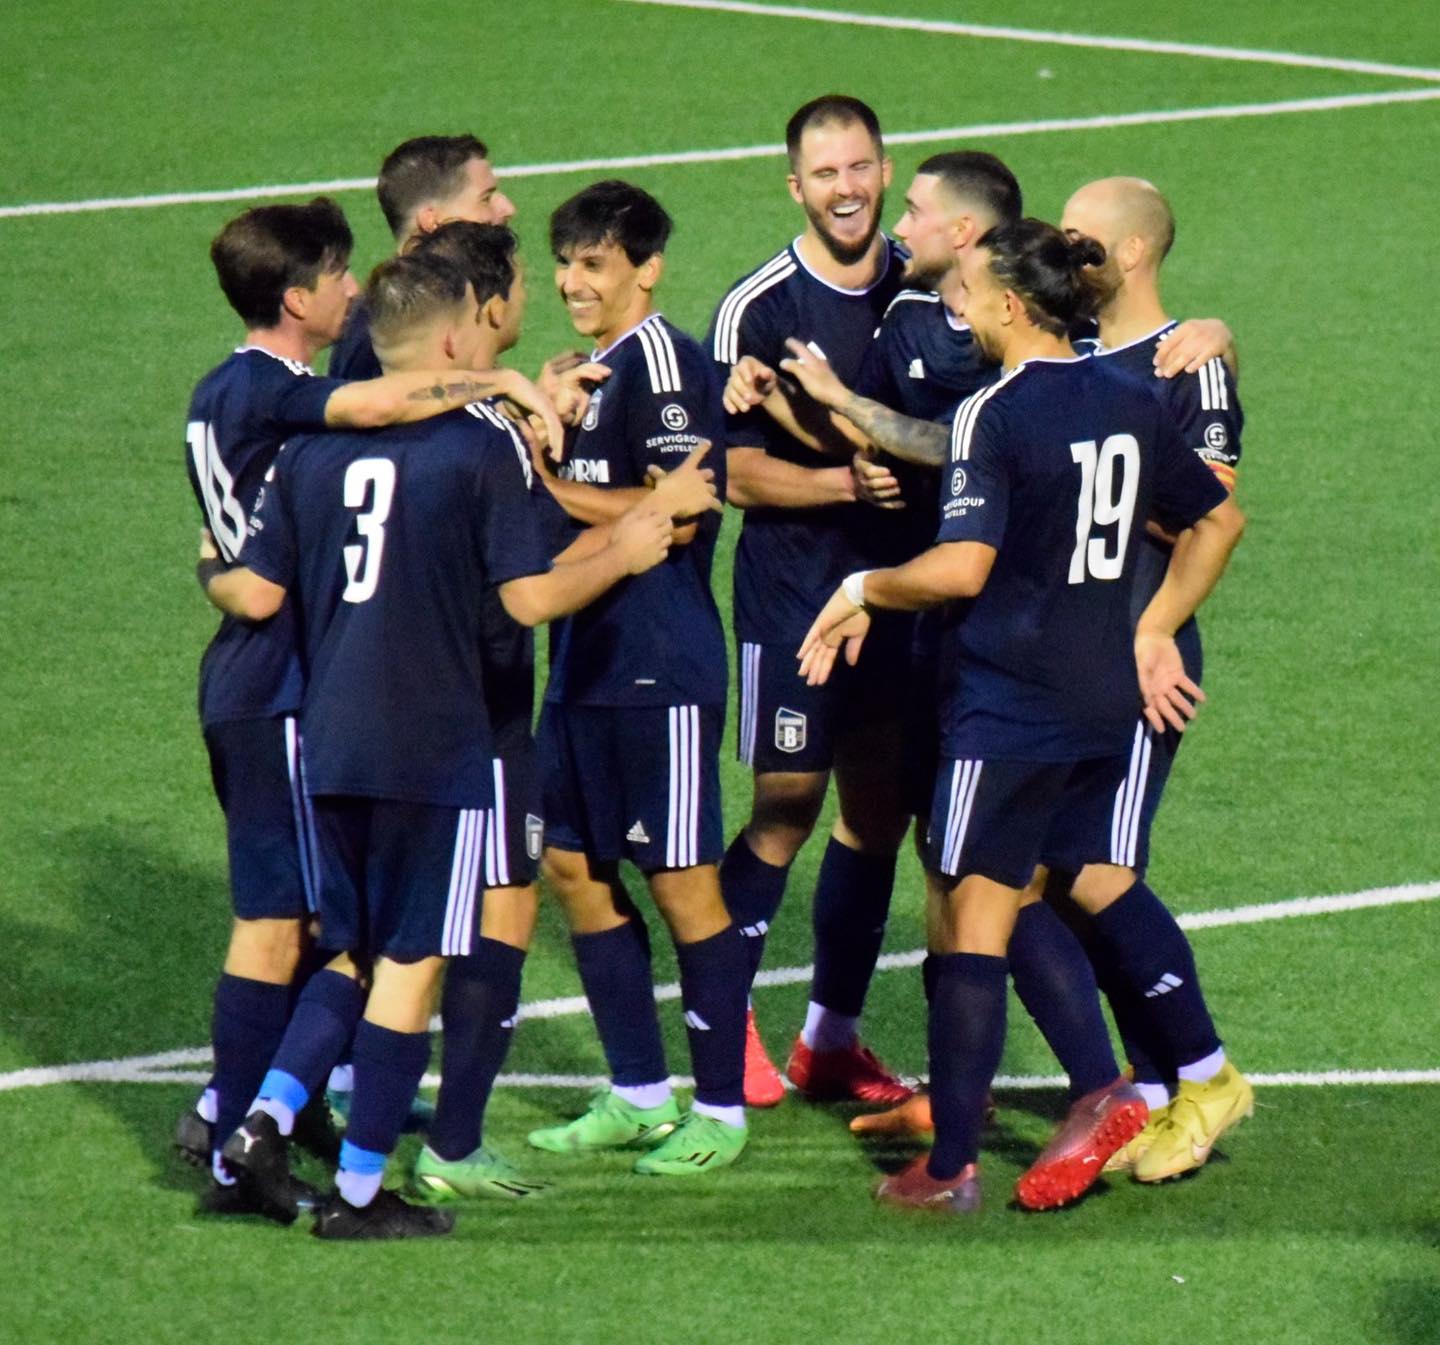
[1069,435,1139,584]
[342,458,396,604]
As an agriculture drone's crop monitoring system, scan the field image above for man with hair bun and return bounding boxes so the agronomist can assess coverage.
[798,219,1246,1213]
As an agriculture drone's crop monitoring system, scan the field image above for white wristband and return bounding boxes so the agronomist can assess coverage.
[842,570,871,609]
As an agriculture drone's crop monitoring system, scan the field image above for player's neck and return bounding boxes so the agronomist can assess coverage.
[1098,280,1170,349]
[593,300,655,355]
[1000,328,1076,371]
[795,229,887,291]
[242,324,321,366]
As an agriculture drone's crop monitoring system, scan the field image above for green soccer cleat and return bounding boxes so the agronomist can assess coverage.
[528,1088,682,1154]
[411,1143,553,1202]
[1134,1062,1254,1183]
[633,1111,747,1176]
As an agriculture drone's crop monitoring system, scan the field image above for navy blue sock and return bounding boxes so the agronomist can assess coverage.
[720,835,790,986]
[344,1020,431,1162]
[1008,903,1119,1099]
[927,952,1008,1180]
[810,839,897,1016]
[286,939,337,1017]
[1092,881,1221,1067]
[268,968,367,1102]
[429,938,526,1161]
[572,921,668,1086]
[211,974,290,1152]
[675,926,748,1109]
[1050,896,1174,1086]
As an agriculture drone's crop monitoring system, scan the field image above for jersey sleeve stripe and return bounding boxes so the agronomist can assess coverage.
[637,322,679,394]
[713,253,797,364]
[653,321,682,390]
[950,375,1008,461]
[881,288,941,318]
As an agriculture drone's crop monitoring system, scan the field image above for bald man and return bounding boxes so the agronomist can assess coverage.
[1021,175,1251,1185]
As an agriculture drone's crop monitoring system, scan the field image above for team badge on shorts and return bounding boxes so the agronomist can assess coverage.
[525,813,544,861]
[775,707,807,754]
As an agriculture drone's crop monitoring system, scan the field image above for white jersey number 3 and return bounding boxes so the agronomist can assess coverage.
[1069,435,1138,584]
[342,458,396,604]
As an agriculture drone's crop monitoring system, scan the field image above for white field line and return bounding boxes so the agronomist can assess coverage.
[621,0,1440,84]
[2,879,1435,1094]
[4,88,1439,220]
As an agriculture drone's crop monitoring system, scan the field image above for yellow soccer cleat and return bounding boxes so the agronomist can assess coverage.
[1133,1062,1254,1183]
[1103,1102,1170,1173]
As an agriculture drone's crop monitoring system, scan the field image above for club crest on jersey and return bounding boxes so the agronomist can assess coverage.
[661,403,689,432]
[950,467,967,496]
[1204,422,1229,451]
[908,357,925,380]
[582,389,603,431]
[525,814,543,861]
[775,707,807,754]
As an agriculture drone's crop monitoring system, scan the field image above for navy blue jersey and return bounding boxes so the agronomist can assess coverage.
[1089,321,1244,663]
[466,401,545,751]
[934,356,1229,762]
[185,347,344,726]
[707,238,907,642]
[327,300,383,381]
[242,408,549,807]
[544,313,728,708]
[855,288,1002,562]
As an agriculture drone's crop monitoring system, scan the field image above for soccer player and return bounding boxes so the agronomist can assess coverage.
[524,180,750,1177]
[181,197,553,1213]
[798,219,1245,1211]
[1051,176,1252,1181]
[707,95,913,1107]
[207,250,675,1238]
[329,133,516,381]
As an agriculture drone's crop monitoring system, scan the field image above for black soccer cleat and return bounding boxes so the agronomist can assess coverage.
[220,1110,299,1225]
[197,1172,320,1219]
[292,1094,343,1166]
[311,1188,456,1241]
[174,1107,213,1169]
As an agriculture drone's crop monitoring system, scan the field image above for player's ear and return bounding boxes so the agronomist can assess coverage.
[1120,233,1145,273]
[441,325,457,361]
[786,173,804,207]
[280,285,310,322]
[638,253,664,293]
[881,155,894,188]
[414,203,441,237]
[481,293,506,331]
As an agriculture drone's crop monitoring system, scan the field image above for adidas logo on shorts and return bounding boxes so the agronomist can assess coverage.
[626,819,651,844]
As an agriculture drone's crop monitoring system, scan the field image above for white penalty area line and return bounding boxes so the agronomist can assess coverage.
[4,88,1438,220]
[620,0,1440,85]
[2,878,1435,1094]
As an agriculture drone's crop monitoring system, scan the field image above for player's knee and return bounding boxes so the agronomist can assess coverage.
[1069,862,1135,913]
[480,883,540,950]
[832,809,907,856]
[649,866,729,944]
[225,916,303,984]
[745,774,826,862]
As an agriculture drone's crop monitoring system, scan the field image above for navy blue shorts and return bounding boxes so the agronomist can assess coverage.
[1042,720,1181,879]
[309,795,503,960]
[924,755,1134,890]
[538,702,724,871]
[735,612,912,774]
[490,741,542,889]
[203,714,314,920]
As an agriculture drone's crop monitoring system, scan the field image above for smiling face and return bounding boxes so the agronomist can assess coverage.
[787,119,890,265]
[554,239,655,348]
[952,245,1010,363]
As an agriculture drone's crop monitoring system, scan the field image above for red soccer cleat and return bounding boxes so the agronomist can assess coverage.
[1014,1076,1149,1211]
[786,1035,914,1105]
[875,1155,981,1213]
[743,1008,786,1108]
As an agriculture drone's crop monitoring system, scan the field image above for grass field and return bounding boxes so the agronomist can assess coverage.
[2,2,1438,1341]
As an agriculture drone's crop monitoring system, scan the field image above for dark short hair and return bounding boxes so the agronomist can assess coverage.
[916,151,1022,224]
[365,251,471,353]
[209,197,352,329]
[976,218,1106,337]
[413,221,518,308]
[377,134,490,239]
[549,180,672,266]
[785,94,884,169]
